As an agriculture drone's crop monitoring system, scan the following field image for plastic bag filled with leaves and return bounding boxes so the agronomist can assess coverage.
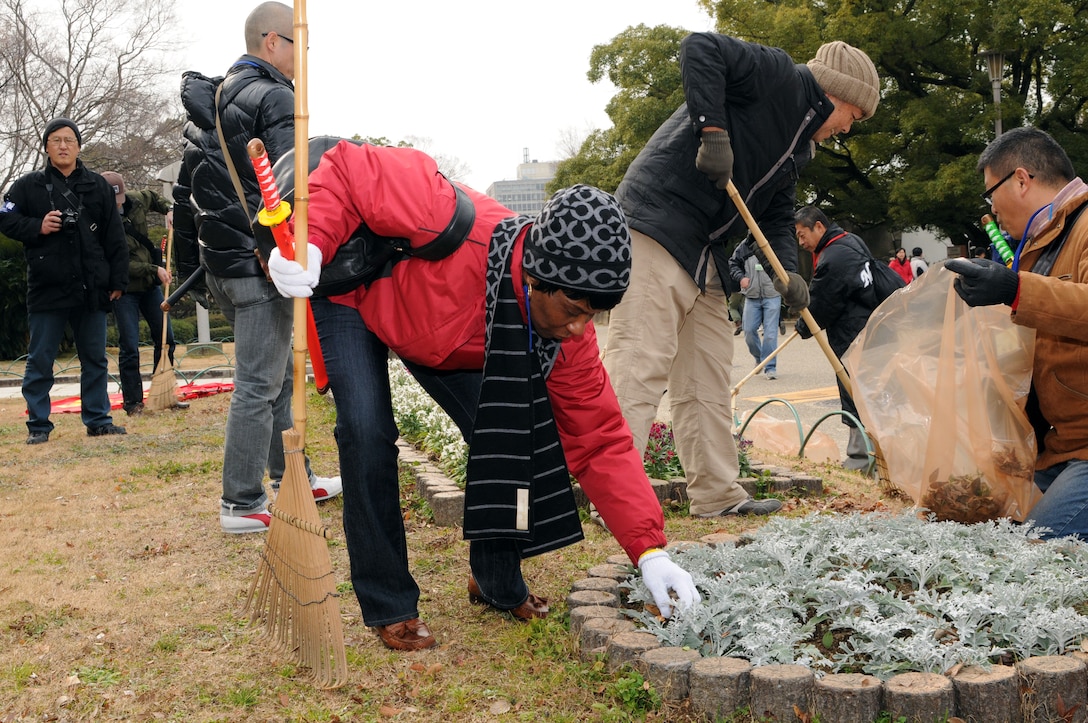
[842,264,1041,523]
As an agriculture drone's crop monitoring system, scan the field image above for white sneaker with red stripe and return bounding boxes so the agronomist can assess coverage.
[309,475,342,502]
[220,506,272,534]
[269,474,343,503]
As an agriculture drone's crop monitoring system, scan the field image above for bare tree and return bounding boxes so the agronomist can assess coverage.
[402,135,472,185]
[555,124,593,161]
[0,0,181,193]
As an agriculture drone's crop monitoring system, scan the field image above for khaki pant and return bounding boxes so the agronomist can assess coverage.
[602,230,747,516]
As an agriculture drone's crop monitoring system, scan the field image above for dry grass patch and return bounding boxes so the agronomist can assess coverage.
[0,380,904,721]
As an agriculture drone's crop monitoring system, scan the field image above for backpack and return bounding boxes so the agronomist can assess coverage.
[871,256,908,303]
[256,136,474,297]
[840,234,907,305]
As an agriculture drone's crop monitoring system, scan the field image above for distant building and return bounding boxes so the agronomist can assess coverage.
[486,148,558,215]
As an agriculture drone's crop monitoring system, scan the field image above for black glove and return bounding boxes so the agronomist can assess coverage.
[773,271,810,312]
[945,258,1019,307]
[795,318,812,340]
[189,287,210,309]
[695,130,734,190]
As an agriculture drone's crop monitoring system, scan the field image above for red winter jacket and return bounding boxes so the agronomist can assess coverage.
[889,256,914,284]
[306,141,667,564]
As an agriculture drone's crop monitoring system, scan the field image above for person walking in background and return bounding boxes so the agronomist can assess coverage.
[265,141,699,651]
[909,246,929,278]
[172,1,340,533]
[945,127,1088,540]
[602,31,881,518]
[889,247,914,284]
[101,171,185,416]
[728,236,781,379]
[0,118,129,444]
[794,206,883,472]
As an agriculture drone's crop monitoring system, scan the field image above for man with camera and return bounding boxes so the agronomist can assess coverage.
[0,117,129,444]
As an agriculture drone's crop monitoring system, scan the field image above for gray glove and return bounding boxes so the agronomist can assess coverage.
[774,272,810,312]
[695,130,734,190]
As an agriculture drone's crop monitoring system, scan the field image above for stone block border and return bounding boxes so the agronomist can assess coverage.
[398,438,823,527]
[572,548,1088,723]
[398,440,1088,721]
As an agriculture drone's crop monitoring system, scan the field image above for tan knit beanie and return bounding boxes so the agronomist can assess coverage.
[807,41,880,120]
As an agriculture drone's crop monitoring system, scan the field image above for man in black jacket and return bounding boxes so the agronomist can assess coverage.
[602,34,880,517]
[173,1,340,534]
[0,117,129,444]
[794,206,880,471]
[102,171,179,416]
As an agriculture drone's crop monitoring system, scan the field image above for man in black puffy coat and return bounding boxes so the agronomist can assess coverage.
[172,1,340,534]
[0,117,129,444]
[794,206,880,472]
[602,33,880,517]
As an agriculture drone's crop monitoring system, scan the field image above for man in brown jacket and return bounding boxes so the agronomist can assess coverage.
[946,126,1088,540]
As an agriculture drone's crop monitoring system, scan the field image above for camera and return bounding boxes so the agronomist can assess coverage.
[60,209,79,234]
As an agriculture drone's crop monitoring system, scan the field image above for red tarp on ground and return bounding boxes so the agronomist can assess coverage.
[44,382,234,414]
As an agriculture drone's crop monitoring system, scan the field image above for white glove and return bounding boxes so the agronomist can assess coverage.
[267,245,322,298]
[638,550,699,618]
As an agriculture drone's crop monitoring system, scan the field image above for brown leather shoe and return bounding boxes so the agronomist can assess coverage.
[467,576,549,621]
[374,618,436,651]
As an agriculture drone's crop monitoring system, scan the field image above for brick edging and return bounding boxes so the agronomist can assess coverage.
[398,440,1088,721]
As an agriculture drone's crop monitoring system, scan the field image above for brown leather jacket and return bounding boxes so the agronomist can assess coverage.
[1013,182,1088,470]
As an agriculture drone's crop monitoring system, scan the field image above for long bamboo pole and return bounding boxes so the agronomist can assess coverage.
[291,1,310,442]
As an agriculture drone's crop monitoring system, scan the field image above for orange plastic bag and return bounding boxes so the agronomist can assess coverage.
[740,415,841,464]
[842,264,1041,523]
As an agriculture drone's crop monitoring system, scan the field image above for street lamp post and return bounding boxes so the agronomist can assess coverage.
[980,50,1005,137]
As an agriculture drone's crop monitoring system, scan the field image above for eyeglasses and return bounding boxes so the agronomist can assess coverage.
[261,31,294,43]
[48,136,78,146]
[981,168,1034,205]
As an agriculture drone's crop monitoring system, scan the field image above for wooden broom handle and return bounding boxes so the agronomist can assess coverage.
[290,1,310,442]
[724,180,854,397]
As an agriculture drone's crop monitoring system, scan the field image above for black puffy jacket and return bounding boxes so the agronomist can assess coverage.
[0,160,128,312]
[616,33,831,292]
[172,55,294,279]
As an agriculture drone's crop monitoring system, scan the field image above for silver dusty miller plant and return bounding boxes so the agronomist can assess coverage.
[626,512,1088,680]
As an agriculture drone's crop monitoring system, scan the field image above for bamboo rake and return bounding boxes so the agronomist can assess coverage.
[146,227,179,411]
[243,0,347,689]
[724,181,889,481]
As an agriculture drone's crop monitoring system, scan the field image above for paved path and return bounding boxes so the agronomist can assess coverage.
[1,326,853,459]
[596,319,853,461]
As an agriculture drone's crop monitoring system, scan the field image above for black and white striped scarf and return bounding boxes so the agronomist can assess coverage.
[461,216,585,558]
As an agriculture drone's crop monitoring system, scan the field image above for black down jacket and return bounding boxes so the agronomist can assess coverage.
[616,33,832,292]
[172,55,294,279]
[0,160,128,312]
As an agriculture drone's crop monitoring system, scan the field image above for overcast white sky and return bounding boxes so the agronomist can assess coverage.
[177,0,714,191]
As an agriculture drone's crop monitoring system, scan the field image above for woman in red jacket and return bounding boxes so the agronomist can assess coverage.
[889,247,914,284]
[267,141,698,652]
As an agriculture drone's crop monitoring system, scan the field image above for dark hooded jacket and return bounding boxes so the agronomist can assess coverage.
[172,55,293,279]
[615,33,832,291]
[0,159,128,312]
[796,223,878,357]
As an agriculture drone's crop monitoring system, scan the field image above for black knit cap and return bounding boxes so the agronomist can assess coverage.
[42,117,82,148]
[523,184,631,293]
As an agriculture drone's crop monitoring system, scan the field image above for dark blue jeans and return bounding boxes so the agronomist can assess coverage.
[311,297,528,627]
[24,306,114,433]
[113,287,175,407]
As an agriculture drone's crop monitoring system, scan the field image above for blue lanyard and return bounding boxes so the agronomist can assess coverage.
[1012,204,1053,272]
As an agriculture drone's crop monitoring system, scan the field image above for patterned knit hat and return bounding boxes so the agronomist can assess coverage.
[807,41,880,120]
[523,185,631,293]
